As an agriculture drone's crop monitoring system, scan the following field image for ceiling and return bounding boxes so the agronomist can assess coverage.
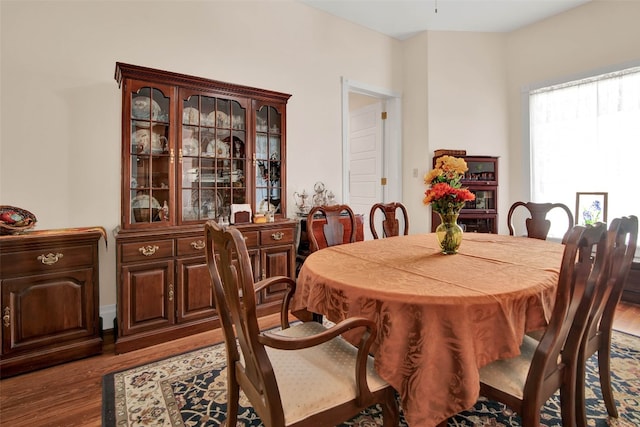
[300,0,592,40]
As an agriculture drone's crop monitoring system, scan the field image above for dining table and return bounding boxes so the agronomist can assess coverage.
[290,232,565,427]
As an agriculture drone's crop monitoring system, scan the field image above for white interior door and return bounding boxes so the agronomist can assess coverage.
[349,102,382,240]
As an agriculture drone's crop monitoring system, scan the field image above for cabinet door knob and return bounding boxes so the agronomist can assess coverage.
[37,252,64,265]
[3,307,10,327]
[271,232,284,241]
[168,283,174,301]
[139,245,159,256]
[190,240,205,250]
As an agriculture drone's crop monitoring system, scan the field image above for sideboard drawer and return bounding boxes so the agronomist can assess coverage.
[177,236,207,256]
[121,239,174,263]
[260,228,294,246]
[0,244,94,276]
[242,231,260,248]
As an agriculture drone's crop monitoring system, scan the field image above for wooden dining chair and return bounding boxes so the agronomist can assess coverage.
[369,202,409,239]
[507,201,574,241]
[204,220,399,427]
[306,204,357,253]
[476,222,609,427]
[576,215,638,425]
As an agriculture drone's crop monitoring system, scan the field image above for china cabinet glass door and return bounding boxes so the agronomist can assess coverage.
[128,85,172,226]
[179,92,247,224]
[254,105,283,215]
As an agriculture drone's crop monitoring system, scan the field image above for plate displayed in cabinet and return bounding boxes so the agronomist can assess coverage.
[132,96,161,120]
[201,111,231,127]
[183,107,200,125]
[182,138,199,156]
[205,139,230,158]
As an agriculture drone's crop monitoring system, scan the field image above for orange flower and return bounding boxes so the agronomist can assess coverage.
[423,156,475,214]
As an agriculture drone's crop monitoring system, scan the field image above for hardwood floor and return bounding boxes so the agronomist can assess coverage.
[1,303,639,427]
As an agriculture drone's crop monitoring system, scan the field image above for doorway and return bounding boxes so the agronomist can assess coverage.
[341,78,402,240]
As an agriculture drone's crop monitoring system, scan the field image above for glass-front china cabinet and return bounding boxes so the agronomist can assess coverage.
[114,63,295,353]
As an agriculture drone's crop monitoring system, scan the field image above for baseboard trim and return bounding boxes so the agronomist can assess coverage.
[100,304,116,332]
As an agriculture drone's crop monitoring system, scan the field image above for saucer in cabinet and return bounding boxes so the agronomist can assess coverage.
[183,107,201,125]
[132,96,161,120]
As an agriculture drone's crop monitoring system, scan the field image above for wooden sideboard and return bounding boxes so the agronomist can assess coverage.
[114,220,297,353]
[0,228,104,377]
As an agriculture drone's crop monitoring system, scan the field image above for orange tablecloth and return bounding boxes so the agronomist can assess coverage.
[291,233,564,427]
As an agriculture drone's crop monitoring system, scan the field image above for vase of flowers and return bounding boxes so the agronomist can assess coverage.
[423,155,475,254]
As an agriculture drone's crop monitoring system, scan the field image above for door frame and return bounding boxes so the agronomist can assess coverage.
[341,77,402,206]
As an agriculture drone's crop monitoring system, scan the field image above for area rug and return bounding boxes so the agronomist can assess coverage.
[103,330,640,426]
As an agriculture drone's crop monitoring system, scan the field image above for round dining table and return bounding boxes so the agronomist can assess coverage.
[291,232,565,427]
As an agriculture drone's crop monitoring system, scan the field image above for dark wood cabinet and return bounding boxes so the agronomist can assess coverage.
[0,229,104,377]
[622,261,640,304]
[114,221,297,353]
[431,155,499,234]
[114,63,295,353]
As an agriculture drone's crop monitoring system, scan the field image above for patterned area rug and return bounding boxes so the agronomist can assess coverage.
[103,330,639,426]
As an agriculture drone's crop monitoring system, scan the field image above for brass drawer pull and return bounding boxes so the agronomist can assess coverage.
[190,240,205,250]
[139,245,159,256]
[271,232,284,241]
[37,252,64,265]
[3,307,10,327]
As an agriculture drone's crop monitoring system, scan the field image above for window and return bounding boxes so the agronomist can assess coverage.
[529,66,640,251]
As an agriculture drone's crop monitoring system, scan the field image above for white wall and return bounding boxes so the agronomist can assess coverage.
[400,32,430,232]
[0,0,402,315]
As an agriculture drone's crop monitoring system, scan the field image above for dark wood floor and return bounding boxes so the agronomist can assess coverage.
[1,303,639,427]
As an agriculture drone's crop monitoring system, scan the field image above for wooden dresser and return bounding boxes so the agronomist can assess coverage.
[114,220,297,353]
[0,228,104,378]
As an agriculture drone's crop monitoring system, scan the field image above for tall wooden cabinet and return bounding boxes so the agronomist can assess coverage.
[431,155,499,234]
[0,229,104,377]
[114,63,295,353]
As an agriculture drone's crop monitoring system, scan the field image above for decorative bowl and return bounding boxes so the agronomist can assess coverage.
[131,195,161,223]
[0,205,37,235]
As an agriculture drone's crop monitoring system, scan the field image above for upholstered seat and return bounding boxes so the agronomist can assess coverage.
[265,322,390,424]
[205,220,399,427]
[369,202,409,239]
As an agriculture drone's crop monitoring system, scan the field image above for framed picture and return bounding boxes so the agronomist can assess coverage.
[575,192,608,226]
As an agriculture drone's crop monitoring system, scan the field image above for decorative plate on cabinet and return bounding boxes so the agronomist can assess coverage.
[182,138,199,156]
[206,139,230,158]
[183,107,200,125]
[132,96,161,120]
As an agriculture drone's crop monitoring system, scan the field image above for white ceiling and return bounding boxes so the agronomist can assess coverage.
[300,0,592,40]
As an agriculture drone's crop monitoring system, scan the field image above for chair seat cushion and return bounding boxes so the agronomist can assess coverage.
[478,335,537,400]
[266,321,389,425]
